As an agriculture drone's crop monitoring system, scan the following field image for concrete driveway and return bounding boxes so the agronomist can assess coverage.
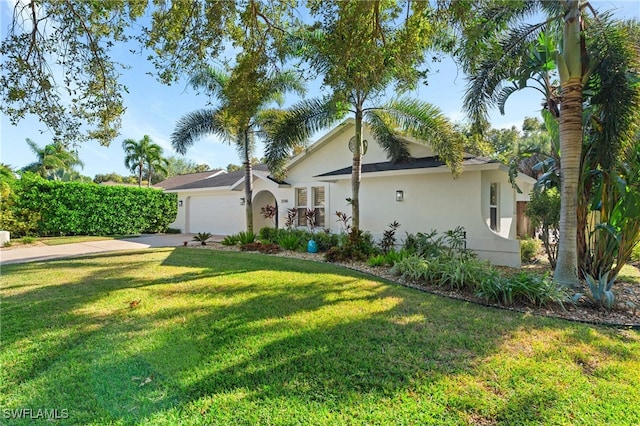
[0,234,201,265]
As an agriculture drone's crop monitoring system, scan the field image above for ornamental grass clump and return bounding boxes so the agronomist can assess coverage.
[220,234,239,246]
[237,231,256,244]
[476,272,567,308]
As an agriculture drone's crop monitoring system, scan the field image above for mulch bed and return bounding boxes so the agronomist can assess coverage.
[195,242,640,329]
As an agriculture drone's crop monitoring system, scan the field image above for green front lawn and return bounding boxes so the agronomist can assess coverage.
[39,235,139,246]
[2,249,639,425]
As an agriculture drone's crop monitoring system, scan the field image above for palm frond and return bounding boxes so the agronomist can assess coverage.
[171,108,233,154]
[464,20,550,128]
[264,70,306,106]
[364,110,411,163]
[497,84,520,115]
[377,98,464,175]
[478,1,540,27]
[585,17,640,170]
[262,97,347,176]
[25,138,42,157]
[188,66,229,98]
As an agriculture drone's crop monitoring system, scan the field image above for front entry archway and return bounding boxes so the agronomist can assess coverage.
[253,190,278,231]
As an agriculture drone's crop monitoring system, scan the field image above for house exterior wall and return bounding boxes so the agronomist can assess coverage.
[164,121,528,267]
[171,197,187,231]
[480,169,517,240]
[281,121,526,267]
[168,189,245,235]
[311,170,522,267]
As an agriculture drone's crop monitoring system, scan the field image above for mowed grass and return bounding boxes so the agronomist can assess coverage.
[1,249,639,425]
[39,235,139,246]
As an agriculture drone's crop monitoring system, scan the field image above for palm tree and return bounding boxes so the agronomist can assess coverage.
[144,144,169,187]
[170,57,304,232]
[264,2,463,231]
[455,1,638,287]
[22,138,84,180]
[122,135,166,187]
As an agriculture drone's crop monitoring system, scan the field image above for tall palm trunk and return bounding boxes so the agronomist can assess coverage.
[138,161,144,187]
[554,1,582,287]
[243,130,254,233]
[351,107,364,232]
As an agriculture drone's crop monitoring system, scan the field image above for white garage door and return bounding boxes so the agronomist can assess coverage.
[188,194,244,235]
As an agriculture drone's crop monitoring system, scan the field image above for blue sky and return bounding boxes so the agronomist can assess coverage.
[1,1,638,179]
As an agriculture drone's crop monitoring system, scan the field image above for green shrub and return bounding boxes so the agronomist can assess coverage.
[323,230,375,262]
[7,174,177,236]
[3,241,12,247]
[476,272,567,307]
[436,257,494,291]
[367,254,386,267]
[324,245,367,263]
[403,227,472,260]
[403,230,441,257]
[392,253,496,292]
[20,236,36,244]
[258,227,279,243]
[520,237,542,263]
[165,227,181,234]
[383,249,409,266]
[237,231,256,244]
[390,255,429,281]
[220,235,239,246]
[312,231,339,252]
[277,233,302,251]
[527,188,560,268]
[349,230,377,256]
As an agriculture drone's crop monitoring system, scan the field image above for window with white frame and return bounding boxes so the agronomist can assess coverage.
[294,186,326,228]
[489,182,499,232]
[313,186,325,227]
[296,187,307,227]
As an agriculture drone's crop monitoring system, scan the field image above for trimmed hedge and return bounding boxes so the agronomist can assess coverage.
[11,174,177,236]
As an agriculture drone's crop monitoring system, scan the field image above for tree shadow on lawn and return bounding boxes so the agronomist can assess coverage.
[2,248,639,424]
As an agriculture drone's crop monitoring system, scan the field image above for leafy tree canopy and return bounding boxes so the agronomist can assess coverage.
[297,0,448,107]
[1,0,298,147]
[93,173,138,185]
[1,1,145,146]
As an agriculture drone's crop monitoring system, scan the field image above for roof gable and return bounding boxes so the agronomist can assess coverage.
[284,119,441,180]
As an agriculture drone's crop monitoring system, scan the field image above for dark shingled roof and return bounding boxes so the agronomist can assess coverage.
[315,156,498,177]
[154,170,224,190]
[160,164,274,191]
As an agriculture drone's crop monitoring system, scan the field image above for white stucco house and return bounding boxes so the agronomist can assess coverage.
[157,120,535,267]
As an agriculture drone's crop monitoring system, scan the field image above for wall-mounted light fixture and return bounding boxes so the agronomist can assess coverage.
[240,197,246,205]
[178,200,183,207]
[395,190,404,202]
